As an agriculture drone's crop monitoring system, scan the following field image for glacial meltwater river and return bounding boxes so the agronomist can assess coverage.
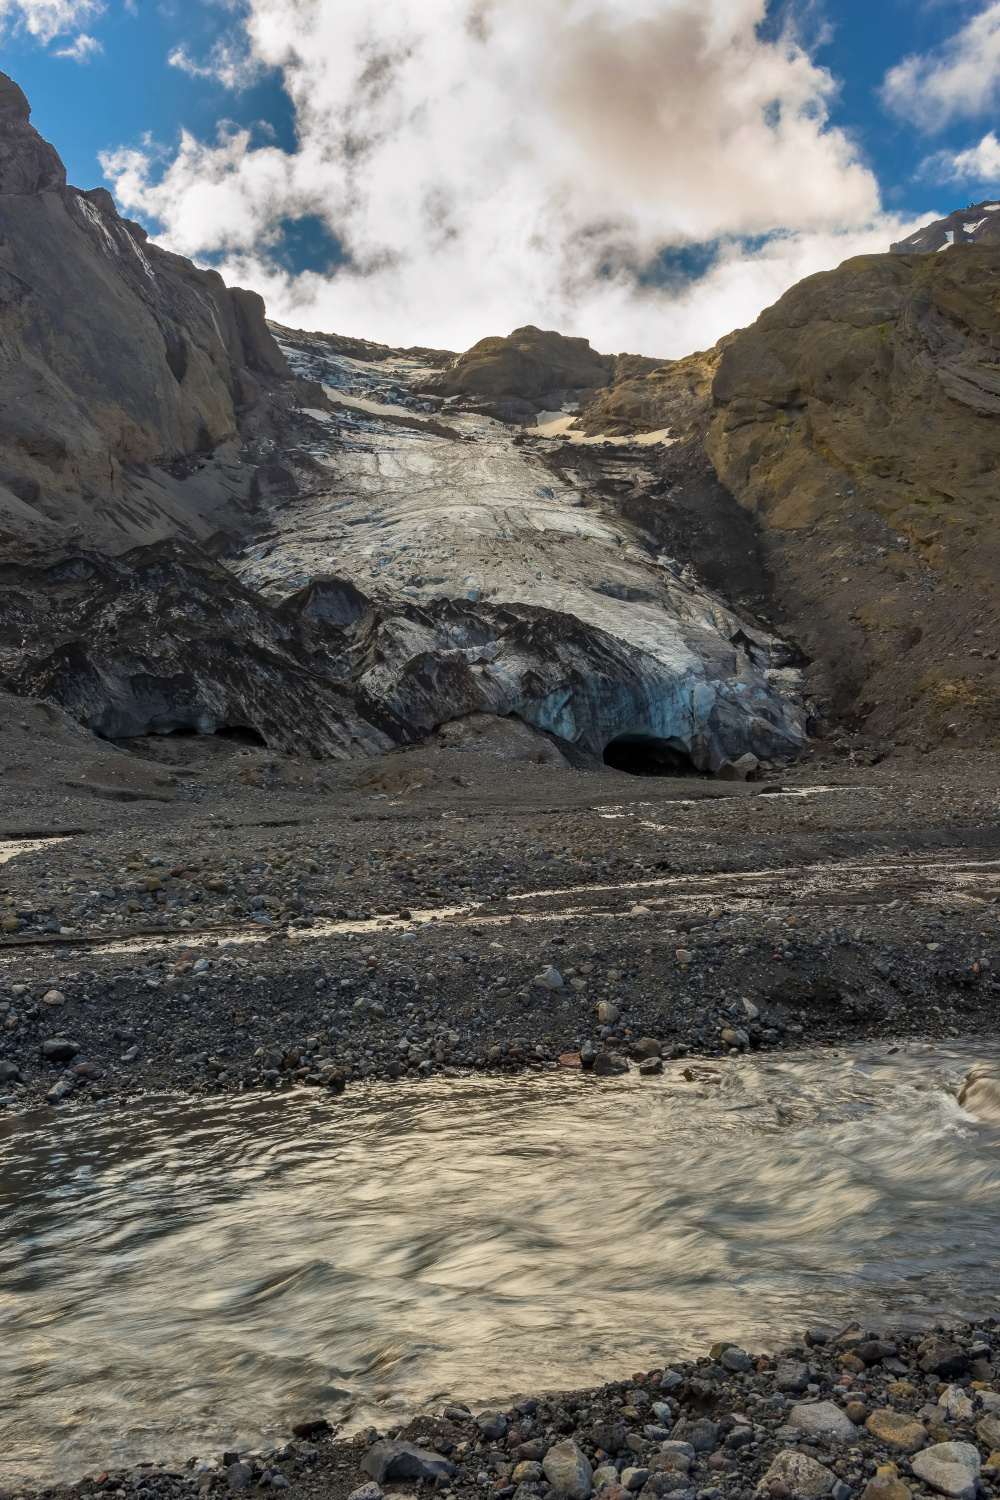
[2,1043,1000,1487]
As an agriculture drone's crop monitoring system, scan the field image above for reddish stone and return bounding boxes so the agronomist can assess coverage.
[559,1052,582,1068]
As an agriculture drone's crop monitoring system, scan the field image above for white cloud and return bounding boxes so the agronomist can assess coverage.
[882,2,1000,130]
[168,36,264,92]
[54,29,101,60]
[105,0,916,357]
[0,0,103,45]
[925,130,1000,183]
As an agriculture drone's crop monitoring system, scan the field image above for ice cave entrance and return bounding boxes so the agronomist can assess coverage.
[602,735,702,777]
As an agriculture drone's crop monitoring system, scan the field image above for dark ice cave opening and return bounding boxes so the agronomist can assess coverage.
[213,725,268,747]
[602,736,703,777]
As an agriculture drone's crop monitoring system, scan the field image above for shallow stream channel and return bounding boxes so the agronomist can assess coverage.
[2,1043,1000,1488]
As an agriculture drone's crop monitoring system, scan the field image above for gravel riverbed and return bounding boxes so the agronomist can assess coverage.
[3,744,1000,1112]
[7,1321,999,1500]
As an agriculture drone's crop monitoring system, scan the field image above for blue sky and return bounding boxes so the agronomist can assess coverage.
[5,0,994,223]
[2,0,1000,354]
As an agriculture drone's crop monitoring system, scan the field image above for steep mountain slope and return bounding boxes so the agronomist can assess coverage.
[461,240,1000,753]
[705,242,1000,748]
[0,71,314,552]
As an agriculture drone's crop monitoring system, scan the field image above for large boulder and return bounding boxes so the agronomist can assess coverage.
[360,1441,456,1485]
[542,1439,593,1500]
[865,1410,926,1451]
[910,1443,980,1500]
[758,1450,836,1497]
[787,1401,858,1445]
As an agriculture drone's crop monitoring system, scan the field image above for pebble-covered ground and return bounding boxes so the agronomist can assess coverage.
[12,1321,999,1500]
[3,739,1000,1111]
[4,732,1000,1500]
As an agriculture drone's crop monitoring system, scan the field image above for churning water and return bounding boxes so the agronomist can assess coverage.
[2,1043,1000,1487]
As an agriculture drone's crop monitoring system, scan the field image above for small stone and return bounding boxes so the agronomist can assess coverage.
[533,968,564,990]
[720,1348,752,1374]
[717,753,759,782]
[639,1057,664,1076]
[293,1418,332,1439]
[861,1478,912,1500]
[581,1039,597,1067]
[632,1037,662,1060]
[675,950,694,964]
[938,1386,974,1423]
[597,1001,619,1024]
[776,1360,810,1393]
[887,1384,920,1401]
[1,914,20,932]
[643,1478,693,1500]
[542,1438,593,1500]
[477,1411,508,1440]
[226,1464,254,1493]
[918,1342,970,1378]
[0,1060,20,1082]
[513,1463,544,1484]
[845,1403,868,1427]
[659,1442,696,1464]
[41,1038,80,1062]
[787,1402,857,1445]
[593,1464,619,1491]
[910,1444,980,1500]
[720,1029,749,1050]
[594,1051,629,1076]
[42,988,65,1006]
[840,1353,866,1373]
[559,1052,583,1068]
[677,1420,717,1455]
[622,1470,652,1492]
[977,1415,1000,1451]
[865,1411,927,1452]
[758,1451,837,1498]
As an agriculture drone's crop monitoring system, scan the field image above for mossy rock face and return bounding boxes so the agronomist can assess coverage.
[707,243,1000,566]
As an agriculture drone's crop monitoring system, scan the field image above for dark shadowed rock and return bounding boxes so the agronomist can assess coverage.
[361,1441,456,1485]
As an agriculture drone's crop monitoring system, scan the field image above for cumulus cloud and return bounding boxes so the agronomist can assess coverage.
[882,2,1000,130]
[104,0,913,356]
[0,0,103,44]
[925,130,1000,184]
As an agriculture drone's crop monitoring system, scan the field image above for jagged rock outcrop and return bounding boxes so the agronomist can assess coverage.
[415,325,623,423]
[0,71,307,550]
[890,199,1000,254]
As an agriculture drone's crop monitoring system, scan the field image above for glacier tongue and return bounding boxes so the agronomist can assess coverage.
[230,331,810,773]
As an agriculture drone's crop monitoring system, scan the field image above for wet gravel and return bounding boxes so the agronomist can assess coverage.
[3,750,1000,1111]
[12,1320,999,1500]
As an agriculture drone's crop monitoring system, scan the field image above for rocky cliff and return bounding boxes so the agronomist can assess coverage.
[0,71,307,552]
